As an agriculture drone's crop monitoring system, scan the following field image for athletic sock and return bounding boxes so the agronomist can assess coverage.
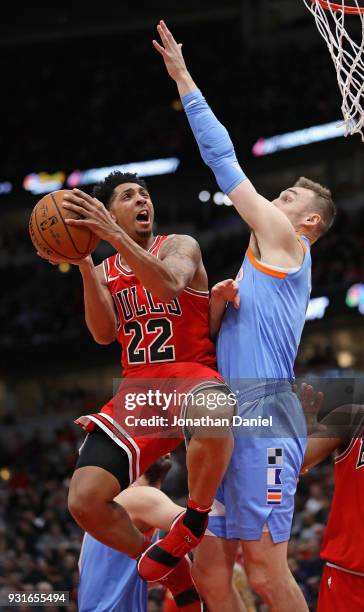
[182,499,211,538]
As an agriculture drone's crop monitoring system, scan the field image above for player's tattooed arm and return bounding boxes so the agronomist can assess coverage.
[78,258,117,345]
[158,234,202,295]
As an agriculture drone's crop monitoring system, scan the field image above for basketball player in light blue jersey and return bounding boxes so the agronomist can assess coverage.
[154,21,336,612]
[78,456,203,612]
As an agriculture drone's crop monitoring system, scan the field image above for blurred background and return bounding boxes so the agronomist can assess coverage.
[0,1,363,610]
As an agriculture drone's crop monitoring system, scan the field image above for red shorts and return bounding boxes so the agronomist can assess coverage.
[318,564,364,612]
[75,362,226,484]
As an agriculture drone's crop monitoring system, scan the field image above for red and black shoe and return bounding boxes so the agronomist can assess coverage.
[137,511,207,581]
[160,554,203,611]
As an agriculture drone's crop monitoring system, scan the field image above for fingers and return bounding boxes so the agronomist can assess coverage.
[157,20,179,50]
[62,201,87,217]
[63,189,102,211]
[157,23,169,48]
[64,218,92,228]
[152,39,166,56]
[63,193,93,212]
[73,188,96,205]
[314,391,324,411]
[36,251,60,265]
[160,20,174,42]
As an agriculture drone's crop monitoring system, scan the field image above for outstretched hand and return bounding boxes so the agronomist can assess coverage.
[153,20,188,82]
[297,382,326,436]
[211,279,240,309]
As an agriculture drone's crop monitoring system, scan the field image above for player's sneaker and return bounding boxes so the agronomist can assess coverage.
[138,511,207,581]
[160,554,203,611]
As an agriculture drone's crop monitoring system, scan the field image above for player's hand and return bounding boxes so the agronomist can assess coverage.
[62,189,120,242]
[297,382,326,436]
[36,250,90,267]
[153,20,188,81]
[211,279,240,309]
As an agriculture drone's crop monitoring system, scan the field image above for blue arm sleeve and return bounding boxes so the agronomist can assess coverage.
[181,89,247,194]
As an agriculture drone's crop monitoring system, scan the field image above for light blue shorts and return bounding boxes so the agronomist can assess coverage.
[208,383,307,544]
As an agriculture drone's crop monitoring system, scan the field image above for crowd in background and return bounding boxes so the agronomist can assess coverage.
[0,23,340,179]
[0,417,333,611]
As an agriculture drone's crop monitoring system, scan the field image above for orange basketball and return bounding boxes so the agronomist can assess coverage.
[29,189,100,260]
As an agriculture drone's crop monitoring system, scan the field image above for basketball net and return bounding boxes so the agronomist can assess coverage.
[303,0,364,140]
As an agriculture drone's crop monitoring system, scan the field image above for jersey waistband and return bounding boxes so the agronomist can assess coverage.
[234,380,293,403]
[326,562,364,578]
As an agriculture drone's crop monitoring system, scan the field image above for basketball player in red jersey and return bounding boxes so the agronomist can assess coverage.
[40,172,235,580]
[302,393,364,612]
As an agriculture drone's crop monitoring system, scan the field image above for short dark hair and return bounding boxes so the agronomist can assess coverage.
[294,176,336,238]
[143,455,172,486]
[93,171,148,208]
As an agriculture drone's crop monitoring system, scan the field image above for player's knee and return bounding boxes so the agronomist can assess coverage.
[245,564,274,602]
[192,561,232,601]
[68,479,104,528]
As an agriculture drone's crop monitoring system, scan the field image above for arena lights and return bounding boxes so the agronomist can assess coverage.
[58,263,71,274]
[67,158,180,188]
[305,296,330,321]
[198,190,211,202]
[23,172,66,195]
[0,181,12,194]
[252,120,346,157]
[199,191,233,206]
[346,283,364,315]
[337,351,355,369]
[21,158,180,196]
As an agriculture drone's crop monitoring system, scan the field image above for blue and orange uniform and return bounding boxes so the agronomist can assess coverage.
[209,239,311,542]
[180,88,311,542]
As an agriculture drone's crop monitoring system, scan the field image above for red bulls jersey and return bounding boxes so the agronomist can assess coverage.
[102,235,216,376]
[320,437,364,574]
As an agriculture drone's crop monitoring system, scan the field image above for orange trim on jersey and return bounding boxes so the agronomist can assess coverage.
[247,247,288,279]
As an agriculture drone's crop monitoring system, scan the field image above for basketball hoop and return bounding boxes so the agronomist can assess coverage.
[303,0,364,140]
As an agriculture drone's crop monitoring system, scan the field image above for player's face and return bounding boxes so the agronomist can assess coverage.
[272,186,316,228]
[109,183,155,241]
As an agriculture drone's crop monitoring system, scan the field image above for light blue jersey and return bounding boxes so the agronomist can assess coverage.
[209,237,311,543]
[78,533,152,612]
[217,237,311,381]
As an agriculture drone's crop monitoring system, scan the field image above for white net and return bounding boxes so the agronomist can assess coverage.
[302,0,364,140]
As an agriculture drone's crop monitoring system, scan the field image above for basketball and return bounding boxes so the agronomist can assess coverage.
[29,189,100,260]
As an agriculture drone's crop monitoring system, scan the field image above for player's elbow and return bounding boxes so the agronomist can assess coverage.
[92,332,116,345]
[153,280,186,301]
[153,286,181,301]
[88,325,117,345]
[95,335,116,345]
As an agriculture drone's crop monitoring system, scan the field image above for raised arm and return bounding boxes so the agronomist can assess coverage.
[153,21,298,252]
